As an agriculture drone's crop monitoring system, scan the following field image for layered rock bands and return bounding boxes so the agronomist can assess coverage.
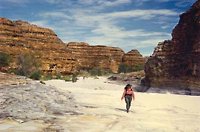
[144,0,200,92]
[0,18,76,75]
[0,18,145,74]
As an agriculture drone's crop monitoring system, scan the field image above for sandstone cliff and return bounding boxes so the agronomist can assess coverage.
[0,17,145,75]
[66,42,125,73]
[122,49,145,68]
[144,0,200,94]
[0,18,77,75]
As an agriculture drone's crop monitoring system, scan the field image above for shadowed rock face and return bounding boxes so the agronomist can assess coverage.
[66,42,125,73]
[144,0,200,91]
[0,18,77,75]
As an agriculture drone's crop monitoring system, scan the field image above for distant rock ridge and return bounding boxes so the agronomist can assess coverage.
[0,17,145,74]
[144,0,200,94]
[66,42,125,73]
[122,49,146,68]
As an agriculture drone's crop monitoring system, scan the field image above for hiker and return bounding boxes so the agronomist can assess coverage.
[121,84,135,113]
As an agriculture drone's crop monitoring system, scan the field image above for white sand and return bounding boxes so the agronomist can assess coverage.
[0,77,200,132]
[45,77,200,132]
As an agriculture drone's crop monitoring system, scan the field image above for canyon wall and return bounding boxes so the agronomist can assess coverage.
[0,18,77,75]
[144,0,200,93]
[0,17,145,75]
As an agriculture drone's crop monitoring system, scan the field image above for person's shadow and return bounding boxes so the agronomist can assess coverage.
[115,108,135,113]
[115,108,126,112]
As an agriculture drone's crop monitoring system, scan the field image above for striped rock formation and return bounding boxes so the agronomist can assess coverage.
[0,17,145,75]
[0,18,76,75]
[144,0,200,94]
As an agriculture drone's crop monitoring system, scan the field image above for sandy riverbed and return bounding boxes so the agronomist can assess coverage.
[0,77,200,132]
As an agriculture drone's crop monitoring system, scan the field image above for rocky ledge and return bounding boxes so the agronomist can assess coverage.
[0,72,79,122]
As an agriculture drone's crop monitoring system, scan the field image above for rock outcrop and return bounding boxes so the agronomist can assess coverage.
[0,72,30,86]
[0,18,77,75]
[66,42,125,73]
[144,0,200,94]
[0,72,78,122]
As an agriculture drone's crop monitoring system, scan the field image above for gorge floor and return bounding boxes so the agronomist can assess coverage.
[0,77,200,132]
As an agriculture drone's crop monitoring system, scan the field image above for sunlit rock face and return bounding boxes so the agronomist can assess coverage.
[0,18,77,75]
[144,0,200,92]
[122,49,146,68]
[66,42,125,73]
[0,17,146,75]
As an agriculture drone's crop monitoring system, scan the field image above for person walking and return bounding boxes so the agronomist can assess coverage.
[121,84,135,113]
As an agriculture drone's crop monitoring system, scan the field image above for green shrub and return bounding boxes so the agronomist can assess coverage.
[7,68,17,74]
[133,64,144,71]
[56,73,62,79]
[30,71,41,80]
[89,68,102,76]
[72,74,78,82]
[78,70,90,77]
[118,63,144,73]
[41,73,53,80]
[63,75,72,82]
[0,52,11,67]
[118,64,133,73]
[88,68,112,76]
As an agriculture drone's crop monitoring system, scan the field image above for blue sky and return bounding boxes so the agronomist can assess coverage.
[0,0,196,56]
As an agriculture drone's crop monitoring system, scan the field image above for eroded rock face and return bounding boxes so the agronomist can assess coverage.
[66,42,125,73]
[144,0,200,93]
[0,18,77,75]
